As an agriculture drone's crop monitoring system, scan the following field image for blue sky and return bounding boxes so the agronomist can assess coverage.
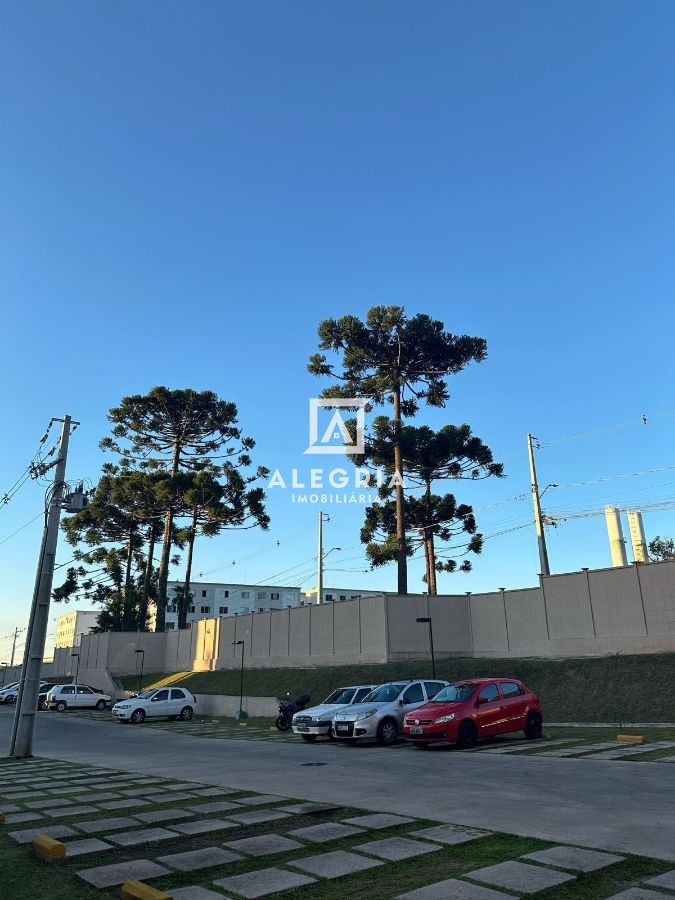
[2,2,675,660]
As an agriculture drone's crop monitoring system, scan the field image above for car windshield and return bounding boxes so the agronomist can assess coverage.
[362,683,406,703]
[324,688,356,705]
[431,683,478,703]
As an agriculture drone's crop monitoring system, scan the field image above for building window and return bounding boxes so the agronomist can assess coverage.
[257,591,266,600]
[201,590,207,598]
[222,590,229,598]
[240,591,249,599]
[270,592,279,600]
[165,622,175,630]
[326,594,333,601]
[219,606,228,615]
[189,605,195,613]
[340,595,346,600]
[200,605,209,614]
[350,595,359,599]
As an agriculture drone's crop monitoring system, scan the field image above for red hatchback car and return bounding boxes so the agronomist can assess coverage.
[402,678,543,749]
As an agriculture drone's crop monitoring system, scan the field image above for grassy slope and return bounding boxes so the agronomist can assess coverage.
[120,652,675,722]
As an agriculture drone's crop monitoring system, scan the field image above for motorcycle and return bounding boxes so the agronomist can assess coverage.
[275,692,311,731]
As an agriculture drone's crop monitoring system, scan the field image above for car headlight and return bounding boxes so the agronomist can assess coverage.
[434,713,456,725]
[311,716,323,722]
[116,704,130,709]
[356,709,377,721]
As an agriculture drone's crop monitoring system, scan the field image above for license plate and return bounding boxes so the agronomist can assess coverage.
[336,724,349,731]
[296,725,309,732]
[410,727,423,735]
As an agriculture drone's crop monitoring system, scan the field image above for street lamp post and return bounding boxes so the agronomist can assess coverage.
[135,649,145,694]
[232,640,246,719]
[416,616,436,679]
[71,651,80,684]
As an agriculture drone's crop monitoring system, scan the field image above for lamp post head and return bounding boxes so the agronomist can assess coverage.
[232,640,244,646]
[416,617,431,624]
[71,652,79,657]
[135,649,144,655]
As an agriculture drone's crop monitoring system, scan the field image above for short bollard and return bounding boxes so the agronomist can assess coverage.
[120,880,173,900]
[32,835,66,862]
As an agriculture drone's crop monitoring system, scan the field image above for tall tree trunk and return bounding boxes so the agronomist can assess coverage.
[425,479,437,595]
[124,526,134,601]
[155,441,181,632]
[139,524,156,630]
[178,507,198,630]
[422,528,431,592]
[392,383,408,594]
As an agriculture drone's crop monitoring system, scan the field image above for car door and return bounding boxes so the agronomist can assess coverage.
[169,688,187,714]
[148,689,170,717]
[397,683,426,724]
[75,686,95,707]
[499,681,528,732]
[60,685,76,705]
[474,683,505,736]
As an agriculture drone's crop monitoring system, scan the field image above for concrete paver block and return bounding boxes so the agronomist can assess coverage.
[45,804,99,818]
[605,891,672,899]
[4,812,43,825]
[522,846,625,871]
[77,859,170,888]
[24,798,75,809]
[213,866,316,897]
[342,813,416,829]
[187,801,241,814]
[397,879,514,899]
[228,809,290,826]
[100,799,151,810]
[278,802,337,815]
[78,816,140,833]
[120,787,170,798]
[289,849,384,878]
[224,834,304,856]
[157,846,242,871]
[9,824,77,844]
[410,825,490,846]
[235,794,285,806]
[108,827,179,847]
[189,787,236,797]
[64,838,114,857]
[170,888,226,900]
[136,808,195,824]
[645,871,675,890]
[467,861,575,893]
[172,818,239,835]
[162,782,205,791]
[356,836,443,861]
[289,822,364,843]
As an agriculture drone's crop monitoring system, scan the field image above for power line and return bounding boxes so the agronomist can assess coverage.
[0,512,44,548]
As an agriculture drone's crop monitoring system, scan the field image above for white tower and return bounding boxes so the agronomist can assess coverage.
[627,510,649,563]
[605,505,628,567]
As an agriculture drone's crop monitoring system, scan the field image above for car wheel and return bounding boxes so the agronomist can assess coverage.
[524,712,543,740]
[376,718,398,746]
[95,699,106,710]
[457,720,477,749]
[130,708,146,724]
[275,715,292,731]
[39,699,48,711]
[413,741,430,750]
[301,734,317,742]
[56,701,67,712]
[179,705,193,721]
[327,728,337,742]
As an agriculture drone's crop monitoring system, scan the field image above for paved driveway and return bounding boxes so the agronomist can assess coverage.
[1,706,673,862]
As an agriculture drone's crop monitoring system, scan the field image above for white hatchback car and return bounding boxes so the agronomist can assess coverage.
[47,683,111,711]
[112,687,197,724]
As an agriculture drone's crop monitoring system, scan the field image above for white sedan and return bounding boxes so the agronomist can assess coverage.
[112,687,197,724]
[47,683,111,711]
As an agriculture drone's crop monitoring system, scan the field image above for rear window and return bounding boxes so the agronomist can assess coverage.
[501,681,523,698]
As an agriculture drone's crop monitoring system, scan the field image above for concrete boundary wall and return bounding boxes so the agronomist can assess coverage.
[8,558,673,682]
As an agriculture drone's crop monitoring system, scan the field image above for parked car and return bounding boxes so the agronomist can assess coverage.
[0,682,20,704]
[111,687,197,724]
[332,679,449,746]
[47,683,111,711]
[401,678,544,749]
[38,683,60,710]
[292,685,377,741]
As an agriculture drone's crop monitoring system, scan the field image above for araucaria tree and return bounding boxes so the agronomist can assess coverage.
[356,419,503,593]
[101,387,269,631]
[308,307,487,593]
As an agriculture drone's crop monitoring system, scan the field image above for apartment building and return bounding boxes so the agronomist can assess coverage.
[54,609,99,648]
[164,581,302,629]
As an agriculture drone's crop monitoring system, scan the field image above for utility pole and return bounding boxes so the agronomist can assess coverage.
[9,627,24,668]
[527,433,550,577]
[10,416,75,758]
[316,511,327,605]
